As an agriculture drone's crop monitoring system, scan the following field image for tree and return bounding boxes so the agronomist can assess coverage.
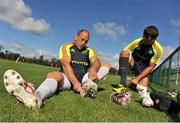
[38,55,44,64]
[0,44,4,52]
[109,67,118,75]
[8,53,20,60]
[0,44,5,58]
[51,57,57,67]
[5,50,9,55]
[4,50,10,59]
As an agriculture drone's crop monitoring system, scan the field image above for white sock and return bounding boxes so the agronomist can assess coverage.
[97,66,109,80]
[35,78,58,100]
[81,66,109,83]
[136,84,148,99]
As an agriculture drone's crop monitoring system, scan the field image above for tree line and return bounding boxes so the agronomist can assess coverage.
[0,44,119,74]
[0,44,59,67]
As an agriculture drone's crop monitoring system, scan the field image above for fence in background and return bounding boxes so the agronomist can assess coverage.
[150,45,180,90]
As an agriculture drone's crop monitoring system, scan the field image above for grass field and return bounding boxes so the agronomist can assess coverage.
[0,59,177,122]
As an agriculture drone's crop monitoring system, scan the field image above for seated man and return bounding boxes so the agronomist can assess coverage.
[3,29,111,108]
[114,25,163,107]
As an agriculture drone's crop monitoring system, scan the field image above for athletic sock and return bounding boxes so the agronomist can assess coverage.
[118,57,129,87]
[137,84,154,106]
[136,84,148,98]
[97,66,109,80]
[81,66,109,83]
[35,78,58,100]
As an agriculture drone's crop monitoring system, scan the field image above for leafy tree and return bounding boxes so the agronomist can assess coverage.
[109,67,118,75]
[38,55,44,64]
[0,44,4,52]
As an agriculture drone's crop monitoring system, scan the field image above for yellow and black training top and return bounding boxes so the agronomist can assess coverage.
[124,37,163,66]
[59,42,96,82]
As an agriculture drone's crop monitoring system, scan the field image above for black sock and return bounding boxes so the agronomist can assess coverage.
[118,57,129,87]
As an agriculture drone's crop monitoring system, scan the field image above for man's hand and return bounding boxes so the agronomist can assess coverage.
[80,79,98,98]
[130,77,139,85]
[88,55,101,81]
[88,70,99,81]
[73,83,82,93]
[60,55,83,93]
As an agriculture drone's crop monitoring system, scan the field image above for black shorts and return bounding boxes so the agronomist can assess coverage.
[132,61,148,76]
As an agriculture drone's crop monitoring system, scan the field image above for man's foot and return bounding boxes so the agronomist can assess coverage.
[3,69,42,109]
[141,92,154,107]
[80,79,98,98]
[113,84,128,92]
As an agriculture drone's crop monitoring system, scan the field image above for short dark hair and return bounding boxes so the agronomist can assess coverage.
[77,29,90,38]
[143,25,159,39]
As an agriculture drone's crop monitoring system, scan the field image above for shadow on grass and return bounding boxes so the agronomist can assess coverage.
[111,84,119,88]
[134,98,180,122]
[54,87,105,96]
[168,112,180,122]
[97,87,105,92]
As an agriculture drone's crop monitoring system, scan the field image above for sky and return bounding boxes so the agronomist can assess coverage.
[0,0,180,68]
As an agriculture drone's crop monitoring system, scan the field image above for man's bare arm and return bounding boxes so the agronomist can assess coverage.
[88,56,101,81]
[60,56,82,92]
[131,62,156,84]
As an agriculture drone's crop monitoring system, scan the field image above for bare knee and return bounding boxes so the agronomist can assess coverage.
[102,62,112,69]
[46,71,64,82]
[120,50,130,58]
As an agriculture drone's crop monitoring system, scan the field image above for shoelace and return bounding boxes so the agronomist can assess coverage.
[24,82,35,94]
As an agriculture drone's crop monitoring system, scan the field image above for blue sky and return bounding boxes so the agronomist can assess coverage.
[0,0,180,68]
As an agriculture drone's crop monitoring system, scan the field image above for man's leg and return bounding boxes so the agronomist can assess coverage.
[97,63,112,80]
[136,77,154,106]
[118,50,134,87]
[136,77,148,98]
[80,63,111,97]
[81,63,112,83]
[3,69,42,108]
[35,71,70,100]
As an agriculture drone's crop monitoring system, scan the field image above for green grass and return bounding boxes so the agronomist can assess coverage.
[0,59,174,122]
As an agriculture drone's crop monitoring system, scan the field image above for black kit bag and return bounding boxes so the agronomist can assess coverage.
[150,92,180,114]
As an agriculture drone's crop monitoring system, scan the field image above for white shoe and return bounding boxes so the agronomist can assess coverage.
[80,79,98,98]
[141,92,154,107]
[3,69,42,109]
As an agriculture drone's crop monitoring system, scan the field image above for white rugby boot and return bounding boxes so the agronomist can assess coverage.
[136,84,154,107]
[141,92,154,107]
[3,69,42,109]
[80,79,98,98]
